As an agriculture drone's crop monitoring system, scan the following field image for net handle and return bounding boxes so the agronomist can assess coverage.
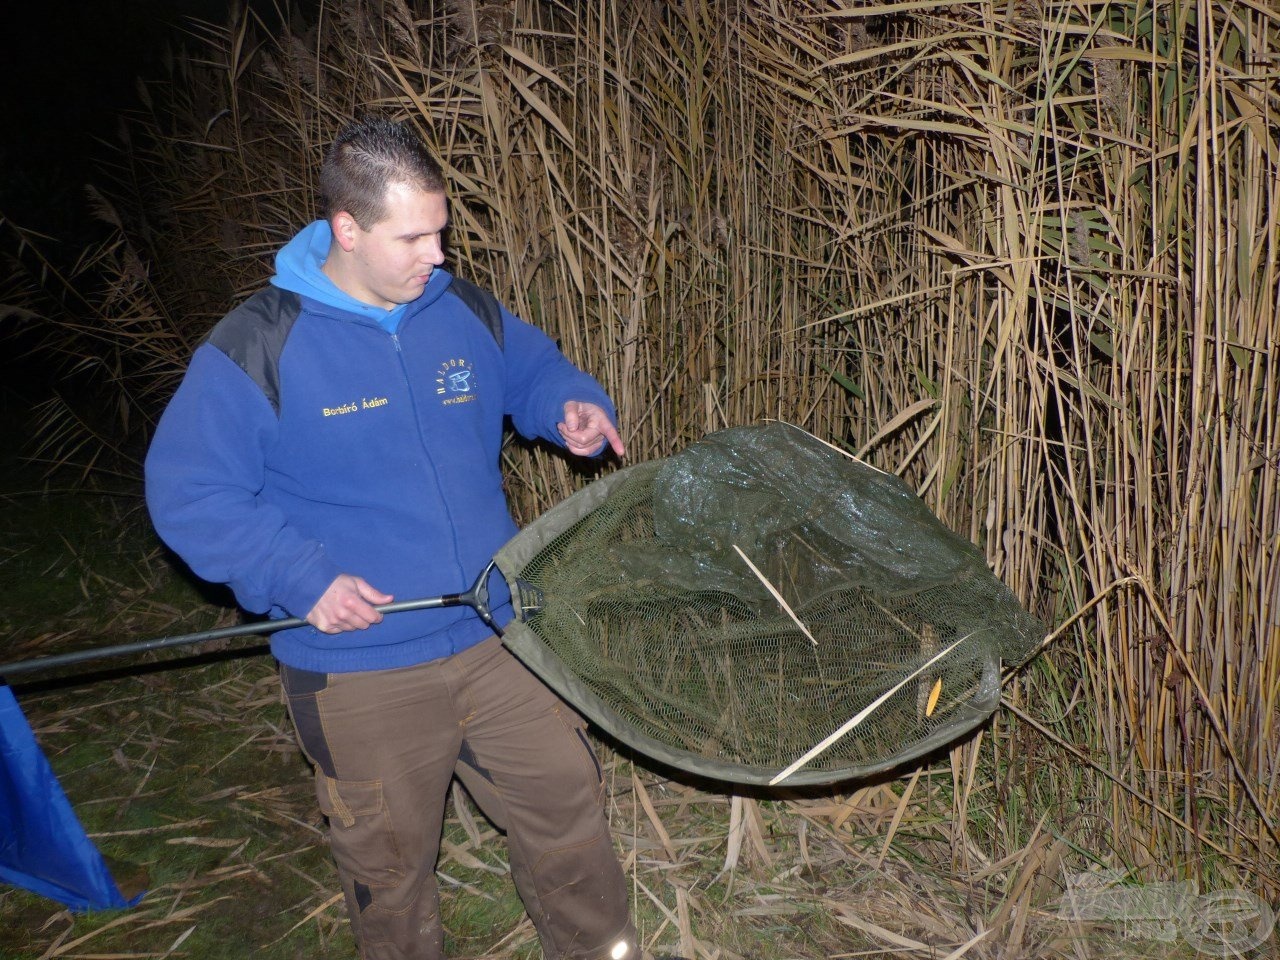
[0,561,504,680]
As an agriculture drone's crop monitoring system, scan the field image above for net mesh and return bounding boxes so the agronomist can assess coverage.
[496,423,1043,786]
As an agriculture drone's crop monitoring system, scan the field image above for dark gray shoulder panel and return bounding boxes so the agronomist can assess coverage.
[449,276,504,351]
[204,286,302,416]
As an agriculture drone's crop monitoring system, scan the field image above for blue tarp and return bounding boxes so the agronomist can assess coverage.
[0,684,144,911]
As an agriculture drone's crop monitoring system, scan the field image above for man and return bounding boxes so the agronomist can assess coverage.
[145,118,637,960]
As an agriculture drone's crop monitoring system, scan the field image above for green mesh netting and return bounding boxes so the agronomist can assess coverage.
[496,422,1044,786]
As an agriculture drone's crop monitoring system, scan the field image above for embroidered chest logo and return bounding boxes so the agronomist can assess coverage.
[436,357,478,407]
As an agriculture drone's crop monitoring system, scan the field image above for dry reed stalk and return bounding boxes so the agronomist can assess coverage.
[801,0,1280,899]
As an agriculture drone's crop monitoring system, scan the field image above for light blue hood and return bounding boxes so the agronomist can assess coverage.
[269,220,451,333]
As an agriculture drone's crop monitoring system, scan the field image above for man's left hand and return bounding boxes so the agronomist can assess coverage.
[558,401,626,459]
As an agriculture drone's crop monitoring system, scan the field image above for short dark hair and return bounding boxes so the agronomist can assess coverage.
[319,118,446,226]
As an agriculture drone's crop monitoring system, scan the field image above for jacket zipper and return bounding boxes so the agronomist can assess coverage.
[390,330,469,588]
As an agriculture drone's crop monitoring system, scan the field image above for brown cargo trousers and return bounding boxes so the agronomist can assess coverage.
[281,636,636,960]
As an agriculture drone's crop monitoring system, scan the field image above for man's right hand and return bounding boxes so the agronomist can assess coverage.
[307,575,394,633]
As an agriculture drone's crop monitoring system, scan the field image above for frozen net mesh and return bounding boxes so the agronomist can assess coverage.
[495,423,1043,786]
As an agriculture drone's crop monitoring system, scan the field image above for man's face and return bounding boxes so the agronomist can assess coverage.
[338,182,449,309]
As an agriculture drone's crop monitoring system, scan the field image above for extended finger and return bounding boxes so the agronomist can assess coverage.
[597,418,626,458]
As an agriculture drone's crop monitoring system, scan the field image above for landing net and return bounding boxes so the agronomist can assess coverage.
[496,423,1043,786]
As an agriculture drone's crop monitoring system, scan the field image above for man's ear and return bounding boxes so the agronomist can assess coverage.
[330,211,359,252]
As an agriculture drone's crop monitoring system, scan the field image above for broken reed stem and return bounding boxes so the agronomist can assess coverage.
[999,698,1280,889]
[771,633,974,785]
[1130,571,1280,855]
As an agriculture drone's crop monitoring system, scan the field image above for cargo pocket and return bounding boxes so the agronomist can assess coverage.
[574,726,604,785]
[314,774,404,887]
[555,706,605,788]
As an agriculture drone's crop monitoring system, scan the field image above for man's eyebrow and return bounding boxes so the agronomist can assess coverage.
[400,221,449,240]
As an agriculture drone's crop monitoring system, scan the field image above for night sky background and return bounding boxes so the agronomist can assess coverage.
[1,1,286,440]
[2,2,203,236]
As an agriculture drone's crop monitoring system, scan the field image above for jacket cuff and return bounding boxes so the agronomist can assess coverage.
[277,549,343,620]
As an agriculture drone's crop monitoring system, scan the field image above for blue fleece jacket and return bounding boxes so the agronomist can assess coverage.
[144,221,615,673]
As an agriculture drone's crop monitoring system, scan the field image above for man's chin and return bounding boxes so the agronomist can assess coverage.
[389,281,428,305]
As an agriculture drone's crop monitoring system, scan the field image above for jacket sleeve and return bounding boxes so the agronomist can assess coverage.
[498,307,617,453]
[144,344,341,616]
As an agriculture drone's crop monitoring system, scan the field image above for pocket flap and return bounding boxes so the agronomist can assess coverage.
[316,774,384,827]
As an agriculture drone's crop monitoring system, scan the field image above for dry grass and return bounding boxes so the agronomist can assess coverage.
[5,656,1230,960]
[4,0,1279,948]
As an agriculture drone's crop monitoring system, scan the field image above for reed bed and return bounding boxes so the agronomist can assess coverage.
[8,0,1279,942]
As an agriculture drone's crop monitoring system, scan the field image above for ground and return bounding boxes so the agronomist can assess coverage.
[0,445,1265,957]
